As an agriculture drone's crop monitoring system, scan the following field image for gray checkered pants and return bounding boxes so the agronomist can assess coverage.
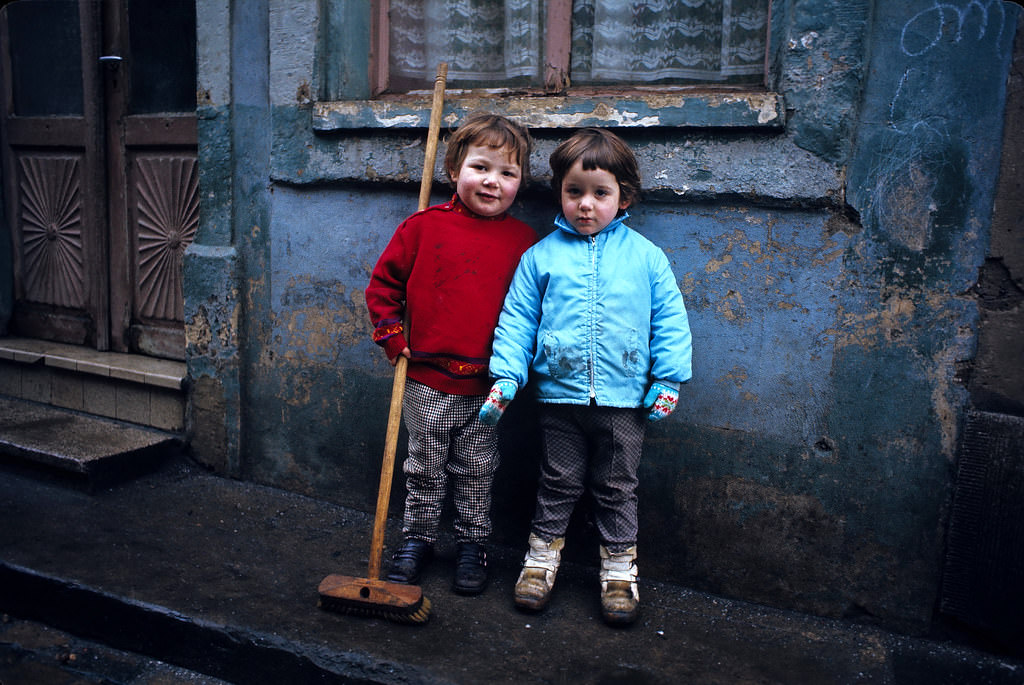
[531,403,646,550]
[400,379,499,543]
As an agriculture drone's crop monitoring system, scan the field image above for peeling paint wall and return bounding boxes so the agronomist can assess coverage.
[187,0,1021,637]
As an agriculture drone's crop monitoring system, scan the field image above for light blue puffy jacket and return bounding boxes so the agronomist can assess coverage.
[489,212,692,407]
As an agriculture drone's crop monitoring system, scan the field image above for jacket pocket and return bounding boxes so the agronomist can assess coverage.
[542,332,586,379]
[620,328,642,377]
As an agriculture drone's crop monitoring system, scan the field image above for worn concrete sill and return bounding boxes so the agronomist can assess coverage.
[312,90,785,131]
[0,338,185,390]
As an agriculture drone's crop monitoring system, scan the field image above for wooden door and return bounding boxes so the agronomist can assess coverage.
[1,0,108,347]
[0,0,197,360]
[104,0,197,359]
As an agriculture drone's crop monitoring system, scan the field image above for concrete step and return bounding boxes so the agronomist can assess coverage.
[0,396,183,490]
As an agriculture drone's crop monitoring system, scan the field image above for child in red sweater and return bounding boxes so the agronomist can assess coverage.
[365,112,536,595]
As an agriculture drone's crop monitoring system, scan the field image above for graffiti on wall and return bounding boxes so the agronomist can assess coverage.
[863,0,1011,257]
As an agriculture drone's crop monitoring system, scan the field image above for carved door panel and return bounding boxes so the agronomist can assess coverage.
[0,0,197,360]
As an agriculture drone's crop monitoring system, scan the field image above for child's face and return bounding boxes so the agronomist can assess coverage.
[451,144,523,217]
[559,159,630,235]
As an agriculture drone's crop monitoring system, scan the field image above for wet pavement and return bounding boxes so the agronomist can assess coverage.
[1,454,1022,685]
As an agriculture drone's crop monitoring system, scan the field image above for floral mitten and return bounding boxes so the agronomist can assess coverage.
[643,381,679,422]
[478,379,518,425]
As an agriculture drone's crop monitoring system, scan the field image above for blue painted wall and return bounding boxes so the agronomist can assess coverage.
[184,0,1021,635]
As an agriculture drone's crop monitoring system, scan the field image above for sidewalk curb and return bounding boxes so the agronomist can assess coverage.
[0,561,447,685]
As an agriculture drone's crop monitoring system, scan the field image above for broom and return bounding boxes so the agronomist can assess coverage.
[318,62,448,624]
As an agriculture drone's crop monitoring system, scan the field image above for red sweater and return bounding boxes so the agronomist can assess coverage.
[366,197,537,395]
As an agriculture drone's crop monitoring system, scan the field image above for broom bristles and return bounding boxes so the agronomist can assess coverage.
[318,573,431,624]
[318,594,432,624]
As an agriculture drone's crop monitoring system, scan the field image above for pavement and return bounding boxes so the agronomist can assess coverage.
[1,452,1023,685]
[0,616,231,684]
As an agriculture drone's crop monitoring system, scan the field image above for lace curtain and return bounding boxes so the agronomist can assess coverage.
[389,0,543,89]
[573,0,768,84]
[388,0,768,90]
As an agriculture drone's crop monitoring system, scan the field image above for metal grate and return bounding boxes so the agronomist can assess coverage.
[940,409,1024,650]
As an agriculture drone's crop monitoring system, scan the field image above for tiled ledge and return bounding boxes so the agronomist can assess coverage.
[0,338,186,433]
[0,337,185,390]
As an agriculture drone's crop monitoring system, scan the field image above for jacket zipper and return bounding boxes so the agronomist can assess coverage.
[588,234,597,400]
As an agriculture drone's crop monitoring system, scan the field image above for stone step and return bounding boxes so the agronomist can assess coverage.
[0,336,186,433]
[0,396,182,490]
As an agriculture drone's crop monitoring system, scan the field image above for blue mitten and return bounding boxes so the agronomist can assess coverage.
[478,379,518,425]
[643,381,679,422]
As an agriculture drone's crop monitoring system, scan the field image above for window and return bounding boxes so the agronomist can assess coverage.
[313,0,783,132]
[7,0,83,115]
[377,0,770,94]
[127,0,197,114]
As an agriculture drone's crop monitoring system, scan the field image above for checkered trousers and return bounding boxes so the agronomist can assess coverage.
[400,379,499,544]
[531,403,646,550]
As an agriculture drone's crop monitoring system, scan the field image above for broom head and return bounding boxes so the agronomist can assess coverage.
[318,573,431,624]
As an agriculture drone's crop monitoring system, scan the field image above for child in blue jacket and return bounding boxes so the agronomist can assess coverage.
[479,127,692,625]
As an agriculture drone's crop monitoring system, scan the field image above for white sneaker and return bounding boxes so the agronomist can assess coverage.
[514,533,565,611]
[599,545,639,625]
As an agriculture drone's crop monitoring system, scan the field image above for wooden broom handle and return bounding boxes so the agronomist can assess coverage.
[368,62,448,581]
[418,65,449,211]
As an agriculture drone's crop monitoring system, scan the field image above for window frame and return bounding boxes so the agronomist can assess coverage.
[314,0,784,132]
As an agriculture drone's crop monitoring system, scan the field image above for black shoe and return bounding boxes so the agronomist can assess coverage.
[386,538,433,584]
[452,542,488,595]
